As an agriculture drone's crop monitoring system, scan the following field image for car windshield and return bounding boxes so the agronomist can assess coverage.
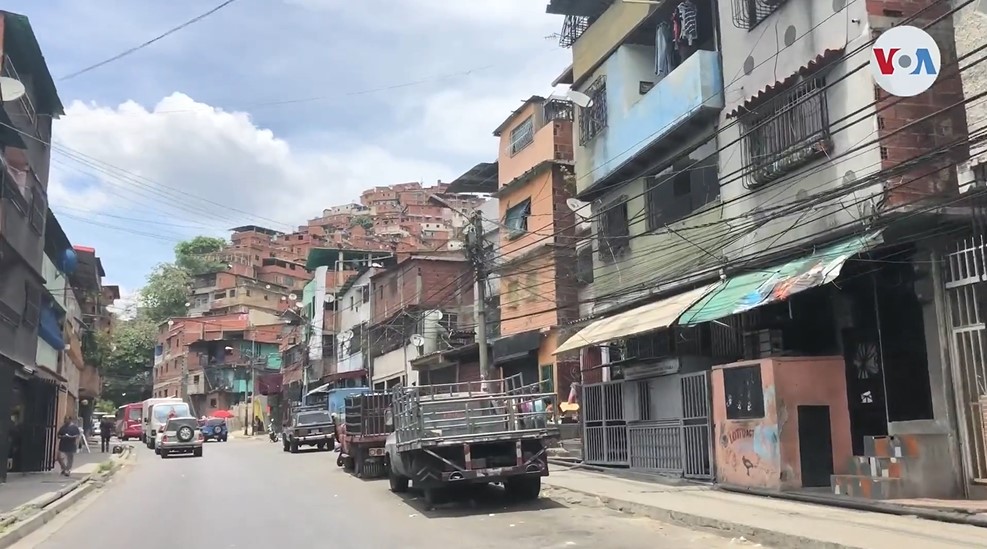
[154,403,191,422]
[205,419,226,427]
[128,408,141,420]
[296,411,331,425]
[166,418,197,431]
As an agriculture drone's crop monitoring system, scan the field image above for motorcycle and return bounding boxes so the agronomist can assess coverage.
[268,419,279,443]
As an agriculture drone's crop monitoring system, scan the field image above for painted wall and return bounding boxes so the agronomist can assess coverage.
[497,101,569,187]
[306,266,328,361]
[712,357,852,490]
[576,47,723,193]
[715,0,883,262]
[570,0,650,83]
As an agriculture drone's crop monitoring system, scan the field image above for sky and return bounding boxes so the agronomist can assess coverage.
[8,0,572,300]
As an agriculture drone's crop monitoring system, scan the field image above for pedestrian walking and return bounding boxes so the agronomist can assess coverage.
[56,417,81,476]
[99,416,114,452]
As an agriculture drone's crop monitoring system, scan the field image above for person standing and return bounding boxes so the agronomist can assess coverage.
[99,416,114,452]
[57,418,81,476]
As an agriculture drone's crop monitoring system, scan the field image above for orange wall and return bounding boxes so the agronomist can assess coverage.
[501,252,558,336]
[499,170,556,258]
[711,357,852,490]
[498,103,560,187]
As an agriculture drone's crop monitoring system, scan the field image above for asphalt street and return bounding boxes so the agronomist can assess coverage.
[21,439,752,549]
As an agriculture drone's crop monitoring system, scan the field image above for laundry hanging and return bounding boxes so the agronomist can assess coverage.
[655,21,676,77]
[677,0,699,46]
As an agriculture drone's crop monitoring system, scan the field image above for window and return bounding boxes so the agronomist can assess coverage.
[598,197,630,262]
[362,285,370,303]
[193,375,200,384]
[540,364,554,393]
[741,75,831,187]
[646,152,719,230]
[229,289,237,297]
[504,199,531,238]
[576,246,595,284]
[28,184,45,234]
[22,283,40,328]
[731,0,789,31]
[509,116,535,156]
[578,76,608,145]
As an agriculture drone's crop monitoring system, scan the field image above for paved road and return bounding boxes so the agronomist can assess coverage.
[23,440,748,548]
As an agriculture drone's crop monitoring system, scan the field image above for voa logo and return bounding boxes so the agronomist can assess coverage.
[870,25,941,97]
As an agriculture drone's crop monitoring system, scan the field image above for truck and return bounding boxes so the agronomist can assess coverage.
[282,405,334,453]
[384,375,559,505]
[338,392,393,478]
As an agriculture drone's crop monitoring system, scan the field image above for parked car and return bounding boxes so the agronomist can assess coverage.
[158,417,204,458]
[200,418,228,442]
[283,409,334,453]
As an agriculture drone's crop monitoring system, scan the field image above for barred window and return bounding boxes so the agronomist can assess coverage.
[731,0,789,31]
[741,75,831,188]
[29,183,45,234]
[578,76,607,145]
[509,116,534,156]
[598,197,629,263]
[646,147,719,230]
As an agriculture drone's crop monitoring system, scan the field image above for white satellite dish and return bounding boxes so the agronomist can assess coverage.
[294,301,304,308]
[339,330,354,343]
[280,296,287,301]
[265,284,271,289]
[409,334,425,347]
[324,294,336,303]
[566,198,592,220]
[567,89,593,108]
[288,293,298,301]
[423,309,444,321]
[0,77,26,102]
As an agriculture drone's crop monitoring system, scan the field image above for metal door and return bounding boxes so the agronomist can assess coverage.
[582,380,627,466]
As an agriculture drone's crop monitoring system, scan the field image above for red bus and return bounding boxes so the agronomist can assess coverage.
[115,402,143,441]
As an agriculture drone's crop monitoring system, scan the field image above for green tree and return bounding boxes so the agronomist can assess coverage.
[351,215,373,230]
[139,263,191,324]
[99,318,157,406]
[174,236,227,275]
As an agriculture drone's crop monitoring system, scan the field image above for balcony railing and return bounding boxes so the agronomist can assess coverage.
[559,15,589,48]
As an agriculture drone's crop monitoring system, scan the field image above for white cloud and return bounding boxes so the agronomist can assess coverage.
[50,93,456,230]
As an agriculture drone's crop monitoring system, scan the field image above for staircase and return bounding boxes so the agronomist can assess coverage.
[831,434,945,500]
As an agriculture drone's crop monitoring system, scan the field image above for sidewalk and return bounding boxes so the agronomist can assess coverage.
[0,443,111,515]
[543,468,987,549]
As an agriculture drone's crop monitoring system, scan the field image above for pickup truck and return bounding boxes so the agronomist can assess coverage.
[282,408,334,453]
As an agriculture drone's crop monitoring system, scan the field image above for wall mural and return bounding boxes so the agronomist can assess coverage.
[718,386,791,486]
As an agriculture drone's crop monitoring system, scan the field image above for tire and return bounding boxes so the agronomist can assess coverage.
[290,441,299,454]
[504,476,541,501]
[336,454,344,467]
[388,469,409,493]
[193,448,203,457]
[423,488,444,506]
[177,426,194,443]
[154,447,160,455]
[160,450,168,459]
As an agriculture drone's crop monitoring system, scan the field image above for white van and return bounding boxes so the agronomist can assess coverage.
[142,398,190,449]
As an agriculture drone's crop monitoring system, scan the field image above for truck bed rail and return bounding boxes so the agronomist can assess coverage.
[391,375,560,449]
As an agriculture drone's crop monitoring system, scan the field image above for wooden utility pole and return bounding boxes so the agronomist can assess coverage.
[465,211,492,379]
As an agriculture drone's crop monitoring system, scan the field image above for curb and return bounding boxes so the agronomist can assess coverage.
[0,445,134,548]
[542,482,853,549]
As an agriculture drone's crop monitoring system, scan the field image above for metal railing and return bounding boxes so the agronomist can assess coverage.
[391,375,559,447]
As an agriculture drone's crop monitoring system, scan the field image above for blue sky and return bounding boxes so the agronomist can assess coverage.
[7,0,570,298]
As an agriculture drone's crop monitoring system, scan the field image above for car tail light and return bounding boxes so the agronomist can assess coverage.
[197,432,204,441]
[162,435,169,443]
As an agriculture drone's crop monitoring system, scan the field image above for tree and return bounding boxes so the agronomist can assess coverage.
[139,263,191,324]
[174,236,227,275]
[99,318,157,406]
[351,215,373,230]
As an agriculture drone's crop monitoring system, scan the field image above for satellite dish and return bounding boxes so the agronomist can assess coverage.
[423,309,444,321]
[288,293,298,301]
[409,334,425,347]
[567,89,593,108]
[294,301,304,308]
[324,294,336,303]
[265,284,271,289]
[566,198,592,220]
[280,296,287,301]
[0,77,26,102]
[339,330,354,343]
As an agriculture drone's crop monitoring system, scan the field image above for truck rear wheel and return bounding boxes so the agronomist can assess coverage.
[388,463,409,493]
[505,476,541,501]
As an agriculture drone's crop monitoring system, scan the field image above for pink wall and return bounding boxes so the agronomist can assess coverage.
[711,357,852,490]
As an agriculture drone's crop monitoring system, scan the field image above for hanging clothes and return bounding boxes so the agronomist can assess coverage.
[655,21,676,77]
[677,0,699,46]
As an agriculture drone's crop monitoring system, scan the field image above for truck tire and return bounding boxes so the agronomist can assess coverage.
[290,441,299,454]
[388,465,409,493]
[505,476,541,501]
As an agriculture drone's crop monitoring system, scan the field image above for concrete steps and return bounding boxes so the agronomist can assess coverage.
[831,434,941,500]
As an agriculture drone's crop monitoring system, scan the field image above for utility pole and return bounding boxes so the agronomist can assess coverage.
[465,211,492,380]
[179,355,189,402]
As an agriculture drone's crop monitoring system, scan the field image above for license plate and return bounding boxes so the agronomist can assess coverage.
[310,429,321,435]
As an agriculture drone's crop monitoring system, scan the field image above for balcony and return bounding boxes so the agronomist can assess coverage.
[575,48,723,198]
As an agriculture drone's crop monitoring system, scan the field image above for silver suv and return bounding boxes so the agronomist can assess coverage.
[159,417,204,458]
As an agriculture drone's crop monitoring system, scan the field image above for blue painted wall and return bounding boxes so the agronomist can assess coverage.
[577,46,724,194]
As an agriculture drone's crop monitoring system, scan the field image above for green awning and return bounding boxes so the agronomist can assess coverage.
[678,231,884,326]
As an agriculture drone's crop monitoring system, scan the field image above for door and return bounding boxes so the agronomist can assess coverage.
[798,405,835,487]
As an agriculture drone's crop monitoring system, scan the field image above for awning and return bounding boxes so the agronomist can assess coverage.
[678,231,883,326]
[304,383,331,398]
[553,283,720,355]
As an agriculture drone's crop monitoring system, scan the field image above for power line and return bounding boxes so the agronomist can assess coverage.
[59,0,242,81]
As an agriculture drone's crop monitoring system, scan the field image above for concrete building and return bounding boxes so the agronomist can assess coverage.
[0,10,63,479]
[548,0,976,499]
[490,95,580,401]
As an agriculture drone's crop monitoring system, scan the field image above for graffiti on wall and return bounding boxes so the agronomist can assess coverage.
[718,386,790,486]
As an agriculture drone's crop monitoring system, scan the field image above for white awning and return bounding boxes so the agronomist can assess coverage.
[553,283,720,355]
[304,383,331,398]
